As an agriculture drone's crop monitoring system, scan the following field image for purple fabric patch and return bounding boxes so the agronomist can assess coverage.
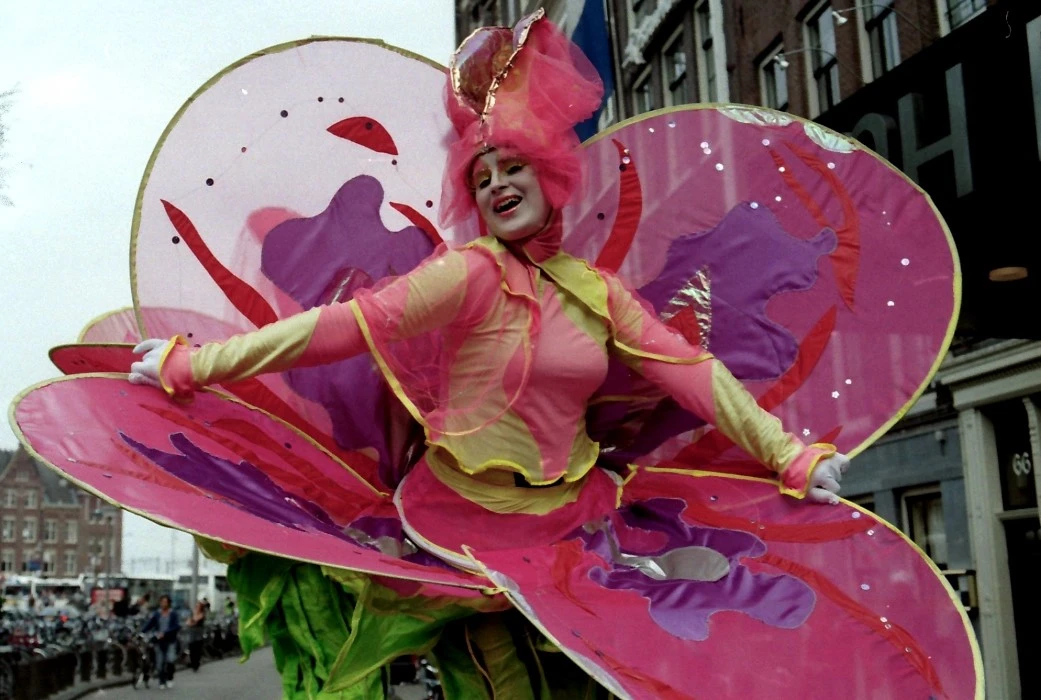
[120,431,349,539]
[589,203,835,465]
[637,203,836,380]
[259,176,435,488]
[575,497,815,642]
[122,432,453,567]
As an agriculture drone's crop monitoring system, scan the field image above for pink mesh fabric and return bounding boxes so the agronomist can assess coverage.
[439,12,604,229]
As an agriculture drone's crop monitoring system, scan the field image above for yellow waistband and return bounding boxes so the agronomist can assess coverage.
[425,449,584,515]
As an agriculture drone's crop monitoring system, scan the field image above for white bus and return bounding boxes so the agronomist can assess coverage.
[1,575,88,611]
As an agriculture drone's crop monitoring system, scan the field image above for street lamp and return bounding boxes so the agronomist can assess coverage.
[831,4,936,41]
[772,48,868,83]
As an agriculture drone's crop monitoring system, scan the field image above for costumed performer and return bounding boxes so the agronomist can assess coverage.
[126,10,851,699]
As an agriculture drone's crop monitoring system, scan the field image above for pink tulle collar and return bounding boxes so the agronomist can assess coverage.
[507,211,563,264]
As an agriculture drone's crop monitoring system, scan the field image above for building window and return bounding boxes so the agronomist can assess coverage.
[632,68,654,114]
[631,0,656,23]
[902,487,948,568]
[64,550,77,575]
[1,517,13,542]
[694,0,717,101]
[22,518,37,543]
[944,0,986,30]
[65,520,78,544]
[866,0,901,77]
[1,550,13,572]
[43,550,56,574]
[806,2,841,115]
[500,0,523,26]
[469,0,495,28]
[3,489,16,508]
[988,400,1037,510]
[44,519,58,543]
[14,469,28,482]
[24,490,37,509]
[662,27,690,107]
[759,46,789,111]
[849,494,875,513]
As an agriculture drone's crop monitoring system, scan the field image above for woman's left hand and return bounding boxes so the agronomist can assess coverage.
[806,453,851,505]
[128,338,170,388]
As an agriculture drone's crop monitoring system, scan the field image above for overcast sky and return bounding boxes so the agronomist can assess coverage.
[0,0,455,572]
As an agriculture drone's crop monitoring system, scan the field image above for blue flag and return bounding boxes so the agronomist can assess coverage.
[568,0,616,141]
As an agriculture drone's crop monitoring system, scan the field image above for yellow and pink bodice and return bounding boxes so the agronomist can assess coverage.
[158,234,833,499]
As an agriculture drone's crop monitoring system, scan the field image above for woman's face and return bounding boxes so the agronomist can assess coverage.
[471,150,550,241]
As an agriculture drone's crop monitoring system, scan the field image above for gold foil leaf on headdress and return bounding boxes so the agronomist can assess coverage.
[450,8,546,119]
[451,27,514,115]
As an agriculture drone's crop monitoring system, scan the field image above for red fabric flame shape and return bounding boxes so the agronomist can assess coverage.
[578,640,696,700]
[673,306,838,465]
[756,552,946,697]
[389,202,444,246]
[220,377,382,489]
[550,539,598,616]
[160,200,279,329]
[665,306,703,347]
[594,140,643,272]
[327,116,399,155]
[679,496,873,543]
[137,404,370,522]
[769,143,861,310]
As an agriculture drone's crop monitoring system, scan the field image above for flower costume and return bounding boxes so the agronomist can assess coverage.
[12,9,980,699]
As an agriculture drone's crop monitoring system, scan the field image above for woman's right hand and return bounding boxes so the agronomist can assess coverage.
[129,338,171,388]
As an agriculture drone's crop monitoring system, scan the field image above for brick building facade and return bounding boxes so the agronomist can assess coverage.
[0,447,122,579]
[457,1,989,123]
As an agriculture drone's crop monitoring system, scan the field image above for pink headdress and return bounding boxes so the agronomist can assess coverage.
[439,8,605,229]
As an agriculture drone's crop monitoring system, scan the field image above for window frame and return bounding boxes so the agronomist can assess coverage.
[864,0,901,78]
[900,484,949,568]
[661,25,691,107]
[758,44,790,111]
[938,0,987,35]
[803,0,841,117]
[693,0,718,102]
[632,66,655,115]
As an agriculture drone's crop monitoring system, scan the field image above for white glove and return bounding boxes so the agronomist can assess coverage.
[128,338,172,389]
[806,453,851,505]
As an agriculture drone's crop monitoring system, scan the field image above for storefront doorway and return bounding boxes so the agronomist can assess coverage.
[1004,516,1040,699]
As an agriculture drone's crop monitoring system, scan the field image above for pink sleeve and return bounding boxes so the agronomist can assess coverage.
[155,248,475,400]
[605,274,835,498]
